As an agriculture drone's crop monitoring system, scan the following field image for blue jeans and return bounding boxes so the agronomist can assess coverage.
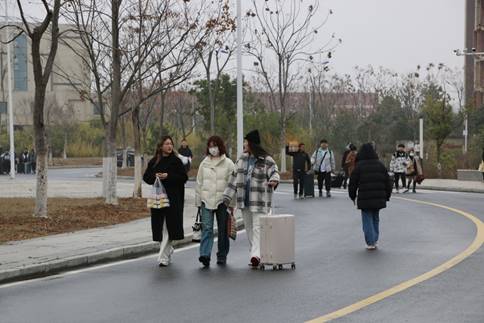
[361,210,380,246]
[199,203,230,261]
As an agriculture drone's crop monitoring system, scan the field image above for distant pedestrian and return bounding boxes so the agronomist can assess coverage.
[341,143,351,189]
[349,143,392,250]
[21,150,31,174]
[143,136,188,267]
[195,136,235,268]
[223,130,280,269]
[178,139,193,173]
[404,148,423,193]
[389,144,409,193]
[311,139,336,198]
[344,144,358,179]
[479,148,484,181]
[286,143,311,199]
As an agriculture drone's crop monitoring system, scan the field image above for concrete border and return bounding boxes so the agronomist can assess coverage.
[0,219,244,285]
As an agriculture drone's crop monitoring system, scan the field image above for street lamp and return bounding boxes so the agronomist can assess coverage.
[236,0,243,158]
[454,48,478,154]
[4,0,15,179]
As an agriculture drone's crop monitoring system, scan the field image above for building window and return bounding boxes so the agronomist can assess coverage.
[14,34,28,91]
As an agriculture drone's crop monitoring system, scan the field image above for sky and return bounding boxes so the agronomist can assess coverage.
[320,0,465,75]
[2,0,466,76]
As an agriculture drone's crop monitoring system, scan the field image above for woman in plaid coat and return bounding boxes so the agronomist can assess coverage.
[223,130,280,268]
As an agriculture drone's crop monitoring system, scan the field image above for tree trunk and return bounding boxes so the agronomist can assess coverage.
[104,127,118,205]
[63,132,67,159]
[280,117,287,173]
[33,86,49,218]
[159,91,166,138]
[132,106,143,198]
[121,116,128,168]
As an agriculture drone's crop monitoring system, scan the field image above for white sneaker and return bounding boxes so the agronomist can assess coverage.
[366,245,376,250]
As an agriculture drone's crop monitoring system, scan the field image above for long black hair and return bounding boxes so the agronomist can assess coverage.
[357,143,379,161]
[248,142,269,159]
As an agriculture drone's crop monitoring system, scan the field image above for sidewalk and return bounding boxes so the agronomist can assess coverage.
[0,178,217,284]
[419,179,484,193]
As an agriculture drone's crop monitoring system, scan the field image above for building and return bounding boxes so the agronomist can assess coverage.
[465,0,484,108]
[0,24,93,127]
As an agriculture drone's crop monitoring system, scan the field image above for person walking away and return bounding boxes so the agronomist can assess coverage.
[223,130,280,268]
[286,143,311,199]
[195,136,235,267]
[341,143,351,189]
[349,143,392,250]
[143,136,188,267]
[178,139,193,173]
[311,139,336,198]
[389,144,409,193]
[404,148,423,193]
[344,144,358,179]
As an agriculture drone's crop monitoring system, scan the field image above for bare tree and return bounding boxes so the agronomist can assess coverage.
[10,0,63,217]
[246,0,340,172]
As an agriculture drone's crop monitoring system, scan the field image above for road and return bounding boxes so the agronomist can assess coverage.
[1,185,483,322]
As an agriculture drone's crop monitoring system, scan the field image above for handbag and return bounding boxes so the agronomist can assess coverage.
[227,210,237,241]
[192,208,202,242]
[147,177,170,209]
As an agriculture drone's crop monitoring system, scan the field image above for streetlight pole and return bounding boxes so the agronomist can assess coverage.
[5,0,15,179]
[236,0,243,158]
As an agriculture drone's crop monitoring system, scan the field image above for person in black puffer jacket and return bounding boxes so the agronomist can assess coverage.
[349,143,392,250]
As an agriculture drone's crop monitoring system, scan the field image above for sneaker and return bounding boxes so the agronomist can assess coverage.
[299,194,304,200]
[395,189,400,194]
[412,189,416,193]
[199,256,210,268]
[326,191,331,198]
[366,245,377,250]
[250,257,260,268]
[403,189,409,193]
[319,191,323,197]
[294,194,298,200]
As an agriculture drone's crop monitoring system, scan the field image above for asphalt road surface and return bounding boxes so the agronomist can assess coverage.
[1,185,483,323]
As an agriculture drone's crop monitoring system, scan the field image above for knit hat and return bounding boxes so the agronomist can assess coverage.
[244,130,261,145]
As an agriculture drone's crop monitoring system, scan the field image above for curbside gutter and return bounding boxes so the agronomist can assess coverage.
[0,219,245,285]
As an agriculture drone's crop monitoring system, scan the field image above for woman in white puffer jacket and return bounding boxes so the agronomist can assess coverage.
[195,136,235,268]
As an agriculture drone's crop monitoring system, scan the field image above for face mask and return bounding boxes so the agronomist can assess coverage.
[209,147,220,157]
[410,153,414,157]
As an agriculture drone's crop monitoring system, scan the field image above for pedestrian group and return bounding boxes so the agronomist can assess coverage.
[143,131,426,268]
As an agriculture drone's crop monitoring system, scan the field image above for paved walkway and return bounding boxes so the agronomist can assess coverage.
[0,176,204,283]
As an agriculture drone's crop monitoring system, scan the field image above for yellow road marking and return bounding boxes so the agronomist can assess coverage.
[306,197,484,323]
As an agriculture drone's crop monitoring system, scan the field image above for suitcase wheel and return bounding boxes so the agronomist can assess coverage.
[291,263,296,270]
[278,265,283,270]
[260,265,265,271]
[272,265,278,271]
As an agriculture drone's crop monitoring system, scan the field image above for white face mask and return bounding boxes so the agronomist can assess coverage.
[209,147,220,157]
[410,153,415,157]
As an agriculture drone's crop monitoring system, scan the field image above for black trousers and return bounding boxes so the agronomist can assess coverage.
[293,170,305,195]
[394,172,406,190]
[317,171,332,192]
[406,176,417,191]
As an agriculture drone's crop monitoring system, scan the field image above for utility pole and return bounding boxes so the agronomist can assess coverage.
[236,0,243,158]
[5,0,15,179]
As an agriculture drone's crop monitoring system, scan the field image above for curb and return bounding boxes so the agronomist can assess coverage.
[0,219,244,285]
[50,165,102,169]
[418,186,484,194]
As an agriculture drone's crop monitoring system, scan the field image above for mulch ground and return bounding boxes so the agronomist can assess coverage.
[0,198,148,244]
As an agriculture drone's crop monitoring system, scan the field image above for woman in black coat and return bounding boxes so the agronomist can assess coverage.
[143,136,188,266]
[348,143,392,250]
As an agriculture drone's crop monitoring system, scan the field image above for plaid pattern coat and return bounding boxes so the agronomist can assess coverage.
[223,153,280,214]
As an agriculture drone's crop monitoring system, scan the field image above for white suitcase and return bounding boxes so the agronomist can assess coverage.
[259,214,296,270]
